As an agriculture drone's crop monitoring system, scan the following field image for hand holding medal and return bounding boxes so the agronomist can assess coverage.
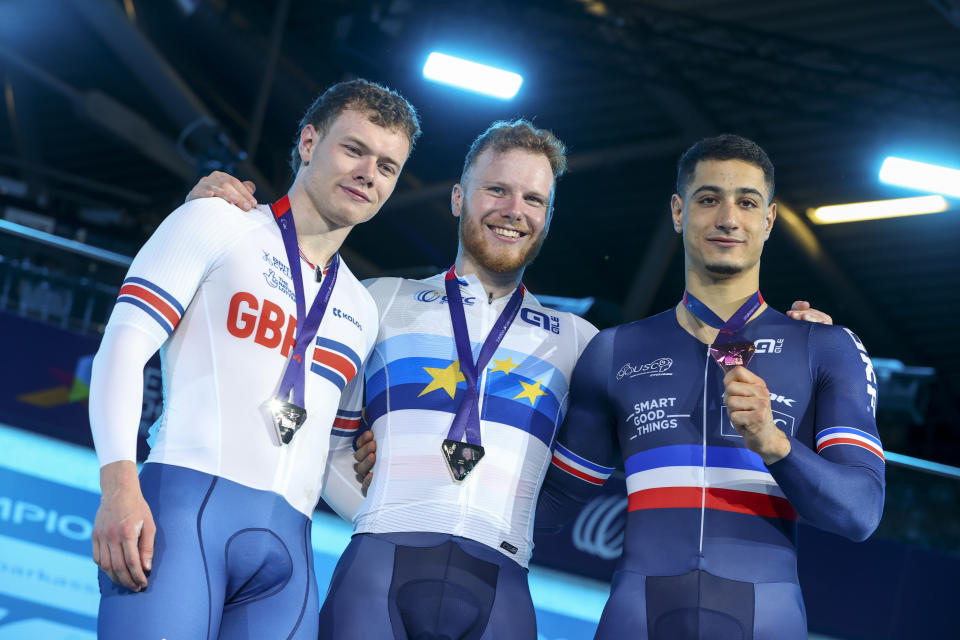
[682,290,790,463]
[722,365,791,464]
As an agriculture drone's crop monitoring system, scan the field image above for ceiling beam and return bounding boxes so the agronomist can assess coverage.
[0,46,194,181]
[2,68,47,199]
[66,0,274,195]
[0,155,150,205]
[246,0,291,163]
[928,0,960,29]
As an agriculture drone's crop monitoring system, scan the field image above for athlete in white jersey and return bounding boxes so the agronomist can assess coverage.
[94,196,376,516]
[89,80,419,640]
[354,271,597,565]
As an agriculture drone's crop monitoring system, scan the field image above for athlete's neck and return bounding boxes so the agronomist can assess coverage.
[676,265,765,342]
[286,183,350,269]
[454,252,523,303]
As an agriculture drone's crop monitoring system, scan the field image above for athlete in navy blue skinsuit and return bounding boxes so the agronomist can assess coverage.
[538,135,885,640]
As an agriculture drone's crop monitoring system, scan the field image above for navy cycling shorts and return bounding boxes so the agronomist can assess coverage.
[97,463,318,639]
[319,531,536,640]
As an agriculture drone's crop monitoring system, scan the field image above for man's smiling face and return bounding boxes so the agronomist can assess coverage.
[453,147,555,275]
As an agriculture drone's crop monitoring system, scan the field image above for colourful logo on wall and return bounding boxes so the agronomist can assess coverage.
[16,355,94,408]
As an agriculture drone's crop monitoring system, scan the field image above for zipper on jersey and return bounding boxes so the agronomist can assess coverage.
[698,346,710,557]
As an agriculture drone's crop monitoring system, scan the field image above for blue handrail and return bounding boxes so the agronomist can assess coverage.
[0,219,132,267]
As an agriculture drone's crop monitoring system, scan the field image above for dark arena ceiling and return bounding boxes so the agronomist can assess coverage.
[1,0,959,463]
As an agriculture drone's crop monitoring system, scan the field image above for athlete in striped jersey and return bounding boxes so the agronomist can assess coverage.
[537,135,885,639]
[89,80,419,639]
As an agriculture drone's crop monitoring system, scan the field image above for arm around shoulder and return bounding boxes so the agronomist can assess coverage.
[767,323,884,541]
[536,328,619,532]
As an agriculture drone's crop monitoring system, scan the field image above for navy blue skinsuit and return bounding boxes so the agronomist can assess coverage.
[537,308,885,640]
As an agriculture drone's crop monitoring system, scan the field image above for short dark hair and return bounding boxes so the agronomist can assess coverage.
[460,119,567,185]
[676,134,775,202]
[290,79,421,174]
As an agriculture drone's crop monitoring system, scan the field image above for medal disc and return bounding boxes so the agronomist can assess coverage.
[441,439,485,481]
[270,399,307,445]
[709,341,756,373]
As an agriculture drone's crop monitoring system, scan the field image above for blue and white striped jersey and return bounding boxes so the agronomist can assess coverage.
[351,271,597,566]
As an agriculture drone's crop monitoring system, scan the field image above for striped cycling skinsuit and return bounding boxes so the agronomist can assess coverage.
[318,271,597,639]
[537,306,885,639]
[90,197,374,639]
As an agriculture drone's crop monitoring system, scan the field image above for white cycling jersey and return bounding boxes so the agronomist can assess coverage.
[351,271,598,566]
[89,197,375,518]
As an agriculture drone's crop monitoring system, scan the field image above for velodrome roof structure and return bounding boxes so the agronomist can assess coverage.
[1,0,959,463]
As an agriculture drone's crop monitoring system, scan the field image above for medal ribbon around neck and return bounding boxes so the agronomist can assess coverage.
[683,289,763,372]
[270,195,340,410]
[682,289,763,344]
[443,265,525,446]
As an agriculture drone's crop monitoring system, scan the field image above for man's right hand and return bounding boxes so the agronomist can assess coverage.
[92,461,156,592]
[354,430,376,496]
[185,171,259,211]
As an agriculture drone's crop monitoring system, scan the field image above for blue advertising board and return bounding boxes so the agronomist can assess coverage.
[0,423,607,638]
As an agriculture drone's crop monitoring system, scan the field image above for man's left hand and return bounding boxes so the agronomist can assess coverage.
[723,367,791,465]
[787,300,832,325]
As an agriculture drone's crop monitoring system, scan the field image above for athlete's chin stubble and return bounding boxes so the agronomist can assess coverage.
[459,208,544,274]
[704,262,744,275]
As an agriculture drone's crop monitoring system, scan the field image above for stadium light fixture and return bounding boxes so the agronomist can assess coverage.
[422,52,523,99]
[807,195,949,224]
[879,156,960,198]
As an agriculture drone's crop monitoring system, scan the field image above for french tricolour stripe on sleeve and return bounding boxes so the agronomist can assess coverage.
[310,337,362,391]
[552,443,615,485]
[816,426,884,461]
[331,408,362,438]
[116,277,184,334]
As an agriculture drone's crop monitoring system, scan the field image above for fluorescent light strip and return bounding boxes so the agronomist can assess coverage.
[423,52,523,99]
[879,157,960,198]
[807,195,948,224]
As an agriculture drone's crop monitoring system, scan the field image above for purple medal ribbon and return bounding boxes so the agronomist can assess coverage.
[682,290,764,344]
[683,290,764,372]
[444,266,525,446]
[270,195,339,409]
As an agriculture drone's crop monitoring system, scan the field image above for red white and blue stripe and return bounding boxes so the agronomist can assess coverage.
[310,337,361,391]
[331,408,363,438]
[625,445,797,521]
[816,426,884,461]
[552,443,614,485]
[116,277,184,334]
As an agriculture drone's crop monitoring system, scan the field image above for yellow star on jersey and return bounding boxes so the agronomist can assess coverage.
[514,379,548,406]
[489,357,519,375]
[419,359,466,399]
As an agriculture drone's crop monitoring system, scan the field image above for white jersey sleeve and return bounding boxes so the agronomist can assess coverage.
[572,314,600,357]
[89,198,252,466]
[89,324,164,466]
[321,284,380,521]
